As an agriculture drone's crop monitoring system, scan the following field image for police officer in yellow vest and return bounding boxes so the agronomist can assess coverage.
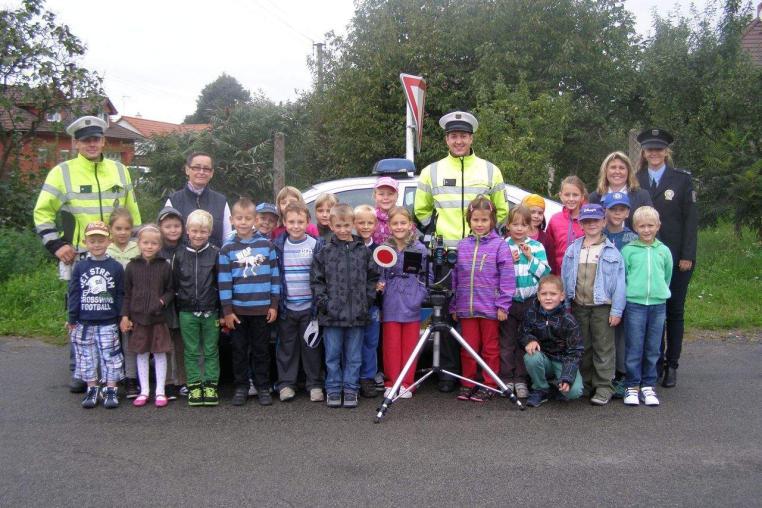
[414,111,508,249]
[414,110,508,392]
[34,115,142,276]
[34,115,141,393]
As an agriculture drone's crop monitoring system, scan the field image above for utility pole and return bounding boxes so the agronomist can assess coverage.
[313,42,324,92]
[273,132,285,201]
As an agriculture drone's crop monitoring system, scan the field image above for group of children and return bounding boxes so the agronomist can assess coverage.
[67,170,672,411]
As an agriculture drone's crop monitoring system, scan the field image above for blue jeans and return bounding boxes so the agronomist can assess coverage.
[625,302,666,388]
[360,306,380,380]
[323,326,364,394]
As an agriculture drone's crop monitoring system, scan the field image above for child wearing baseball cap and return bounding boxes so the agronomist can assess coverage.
[67,221,125,409]
[560,203,626,406]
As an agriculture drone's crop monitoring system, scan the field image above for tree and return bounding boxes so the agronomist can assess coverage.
[183,73,252,124]
[0,0,103,179]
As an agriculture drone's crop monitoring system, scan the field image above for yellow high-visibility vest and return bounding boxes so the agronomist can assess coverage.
[34,153,142,252]
[414,152,507,247]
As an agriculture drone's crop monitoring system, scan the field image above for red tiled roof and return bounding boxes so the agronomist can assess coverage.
[104,123,142,141]
[118,115,210,138]
[741,18,762,66]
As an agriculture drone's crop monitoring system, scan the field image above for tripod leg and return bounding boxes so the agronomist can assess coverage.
[448,326,524,409]
[374,327,431,423]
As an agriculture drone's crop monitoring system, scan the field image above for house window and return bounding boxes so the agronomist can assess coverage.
[59,149,70,162]
[37,148,49,165]
[45,111,62,122]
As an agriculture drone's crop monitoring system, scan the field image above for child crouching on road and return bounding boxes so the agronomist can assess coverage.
[520,275,584,407]
[173,210,221,407]
[68,221,125,409]
[311,204,379,409]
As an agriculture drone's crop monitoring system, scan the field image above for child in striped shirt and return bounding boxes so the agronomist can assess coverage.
[273,203,325,403]
[499,206,550,398]
[219,198,280,407]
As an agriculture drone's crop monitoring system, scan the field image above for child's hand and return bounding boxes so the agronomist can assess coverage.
[376,281,385,293]
[609,315,621,327]
[518,242,533,260]
[679,259,693,271]
[525,341,540,354]
[497,309,508,321]
[451,313,458,322]
[66,323,76,333]
[120,317,133,333]
[558,382,570,393]
[224,313,240,330]
[511,249,520,263]
[266,308,277,323]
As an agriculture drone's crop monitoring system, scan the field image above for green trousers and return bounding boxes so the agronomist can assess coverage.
[523,352,583,399]
[179,311,220,385]
[572,303,614,396]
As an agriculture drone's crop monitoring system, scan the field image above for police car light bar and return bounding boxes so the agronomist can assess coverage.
[372,158,416,177]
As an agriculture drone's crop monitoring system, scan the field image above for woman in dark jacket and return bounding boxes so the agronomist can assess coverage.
[588,151,652,229]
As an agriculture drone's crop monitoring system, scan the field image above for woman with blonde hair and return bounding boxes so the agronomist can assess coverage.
[588,151,652,228]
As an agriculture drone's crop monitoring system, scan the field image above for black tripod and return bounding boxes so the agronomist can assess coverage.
[374,290,525,423]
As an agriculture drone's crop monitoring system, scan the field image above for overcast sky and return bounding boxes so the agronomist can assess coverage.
[5,0,712,123]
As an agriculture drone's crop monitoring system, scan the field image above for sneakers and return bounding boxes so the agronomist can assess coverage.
[102,387,119,409]
[623,387,640,406]
[70,378,87,394]
[470,387,494,402]
[203,383,219,406]
[375,372,386,392]
[232,386,248,406]
[165,384,178,401]
[399,386,413,399]
[248,380,257,397]
[309,388,324,402]
[640,386,660,406]
[81,386,100,409]
[188,383,204,406]
[257,389,273,406]
[124,378,140,399]
[456,386,475,401]
[326,392,342,408]
[359,379,378,398]
[590,389,612,406]
[612,378,626,399]
[178,385,189,397]
[279,386,296,402]
[526,389,549,407]
[343,391,358,408]
[514,382,529,399]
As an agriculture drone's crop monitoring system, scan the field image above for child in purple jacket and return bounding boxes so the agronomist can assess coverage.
[450,196,515,402]
[378,207,430,399]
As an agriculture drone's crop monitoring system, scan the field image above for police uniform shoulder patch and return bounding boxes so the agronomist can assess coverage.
[664,189,674,200]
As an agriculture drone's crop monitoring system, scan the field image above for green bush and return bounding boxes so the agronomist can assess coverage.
[0,263,67,342]
[0,228,52,283]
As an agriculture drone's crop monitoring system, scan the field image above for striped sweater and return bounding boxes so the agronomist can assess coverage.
[505,237,551,302]
[218,233,280,316]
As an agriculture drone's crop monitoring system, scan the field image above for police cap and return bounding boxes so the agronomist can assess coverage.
[66,116,107,140]
[439,111,478,134]
[636,128,674,149]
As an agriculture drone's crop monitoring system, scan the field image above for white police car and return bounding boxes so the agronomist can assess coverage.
[302,158,561,223]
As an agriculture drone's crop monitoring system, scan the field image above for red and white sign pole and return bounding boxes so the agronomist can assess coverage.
[400,73,426,163]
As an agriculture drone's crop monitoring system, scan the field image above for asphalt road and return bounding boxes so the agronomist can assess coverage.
[1,336,760,507]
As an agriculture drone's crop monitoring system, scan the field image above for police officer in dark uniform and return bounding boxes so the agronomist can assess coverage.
[635,128,698,388]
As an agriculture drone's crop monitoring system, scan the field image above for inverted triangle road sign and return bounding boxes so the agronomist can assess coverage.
[400,73,426,153]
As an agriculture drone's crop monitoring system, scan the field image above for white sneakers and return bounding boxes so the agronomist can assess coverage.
[640,386,660,406]
[624,386,660,406]
[624,387,640,405]
[383,387,413,399]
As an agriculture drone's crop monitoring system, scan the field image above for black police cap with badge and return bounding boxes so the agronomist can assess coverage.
[636,128,674,149]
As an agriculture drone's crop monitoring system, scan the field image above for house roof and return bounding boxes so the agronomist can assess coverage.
[117,115,210,138]
[741,16,762,66]
[104,123,142,141]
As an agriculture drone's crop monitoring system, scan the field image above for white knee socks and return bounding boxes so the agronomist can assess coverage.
[136,352,168,397]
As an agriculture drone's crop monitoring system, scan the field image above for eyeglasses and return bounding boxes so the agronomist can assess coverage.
[189,165,213,173]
